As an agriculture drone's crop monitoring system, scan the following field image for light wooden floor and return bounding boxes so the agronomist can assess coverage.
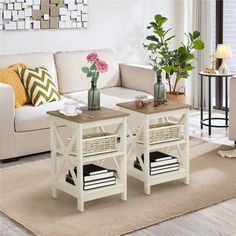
[1,109,236,236]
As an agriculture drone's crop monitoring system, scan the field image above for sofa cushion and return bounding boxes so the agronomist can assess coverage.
[0,52,58,88]
[15,87,152,132]
[68,87,153,109]
[18,67,61,106]
[54,49,121,94]
[14,96,72,132]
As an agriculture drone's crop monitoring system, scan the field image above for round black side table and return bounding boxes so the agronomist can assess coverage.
[199,72,235,136]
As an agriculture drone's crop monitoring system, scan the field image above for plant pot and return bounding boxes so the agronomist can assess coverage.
[166,92,186,103]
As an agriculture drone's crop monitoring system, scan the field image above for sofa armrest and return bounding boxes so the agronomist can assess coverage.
[119,63,155,95]
[229,75,236,141]
[0,82,16,159]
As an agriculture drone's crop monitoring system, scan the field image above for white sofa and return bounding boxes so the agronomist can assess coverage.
[0,49,155,161]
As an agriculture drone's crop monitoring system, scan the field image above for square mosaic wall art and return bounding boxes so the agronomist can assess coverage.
[0,0,88,30]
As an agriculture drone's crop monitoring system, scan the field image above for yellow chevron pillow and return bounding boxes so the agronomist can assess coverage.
[18,67,61,106]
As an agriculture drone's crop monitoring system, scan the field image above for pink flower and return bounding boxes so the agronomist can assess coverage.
[96,60,108,73]
[87,52,98,62]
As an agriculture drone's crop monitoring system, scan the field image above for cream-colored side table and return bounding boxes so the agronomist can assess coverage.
[47,107,129,212]
[117,100,191,195]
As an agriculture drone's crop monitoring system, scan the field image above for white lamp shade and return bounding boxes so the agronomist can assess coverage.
[215,44,232,59]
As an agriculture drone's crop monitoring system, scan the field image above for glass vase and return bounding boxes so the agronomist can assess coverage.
[88,82,100,110]
[154,74,166,102]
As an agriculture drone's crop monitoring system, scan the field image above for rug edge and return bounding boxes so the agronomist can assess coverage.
[0,209,38,236]
[2,195,236,236]
[121,195,236,236]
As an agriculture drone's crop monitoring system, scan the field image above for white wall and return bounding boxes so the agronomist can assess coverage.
[0,0,180,64]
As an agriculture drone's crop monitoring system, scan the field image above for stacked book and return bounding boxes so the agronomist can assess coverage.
[66,164,116,191]
[134,151,180,176]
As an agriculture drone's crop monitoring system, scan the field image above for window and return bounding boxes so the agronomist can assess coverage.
[212,0,236,110]
[223,0,236,73]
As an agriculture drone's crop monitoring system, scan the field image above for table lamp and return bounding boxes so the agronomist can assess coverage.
[215,44,232,74]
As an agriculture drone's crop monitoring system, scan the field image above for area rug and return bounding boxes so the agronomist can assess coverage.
[1,137,236,236]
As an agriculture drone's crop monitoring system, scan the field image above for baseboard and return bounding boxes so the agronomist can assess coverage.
[1,157,20,164]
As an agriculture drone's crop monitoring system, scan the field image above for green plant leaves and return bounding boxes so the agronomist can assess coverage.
[163,28,171,36]
[192,39,205,50]
[148,22,158,30]
[188,31,201,42]
[144,43,158,51]
[87,71,93,77]
[183,64,194,71]
[146,35,159,42]
[154,29,165,37]
[193,31,201,39]
[90,63,96,71]
[163,65,178,74]
[165,35,175,42]
[154,14,167,26]
[82,64,100,81]
[186,54,195,61]
[180,71,189,79]
[177,46,189,61]
[82,67,89,73]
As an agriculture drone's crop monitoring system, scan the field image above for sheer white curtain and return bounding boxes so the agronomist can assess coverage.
[184,0,213,109]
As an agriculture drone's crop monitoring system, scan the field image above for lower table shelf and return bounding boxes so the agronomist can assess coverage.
[128,166,188,185]
[55,179,124,202]
[56,148,124,163]
[137,139,187,150]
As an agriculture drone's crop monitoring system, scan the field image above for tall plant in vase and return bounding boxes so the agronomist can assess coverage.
[144,14,175,102]
[82,53,108,110]
[144,14,204,102]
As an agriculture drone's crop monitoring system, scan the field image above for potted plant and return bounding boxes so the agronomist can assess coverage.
[144,14,205,102]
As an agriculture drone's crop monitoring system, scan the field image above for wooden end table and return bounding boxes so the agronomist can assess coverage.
[117,100,191,195]
[47,107,129,212]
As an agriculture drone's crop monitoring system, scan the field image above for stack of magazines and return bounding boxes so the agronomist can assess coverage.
[66,164,116,191]
[134,151,180,175]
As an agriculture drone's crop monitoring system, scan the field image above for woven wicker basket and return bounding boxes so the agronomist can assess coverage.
[70,133,118,156]
[137,123,182,144]
[166,92,186,103]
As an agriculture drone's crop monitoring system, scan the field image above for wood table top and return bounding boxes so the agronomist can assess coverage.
[47,107,129,124]
[117,100,191,115]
